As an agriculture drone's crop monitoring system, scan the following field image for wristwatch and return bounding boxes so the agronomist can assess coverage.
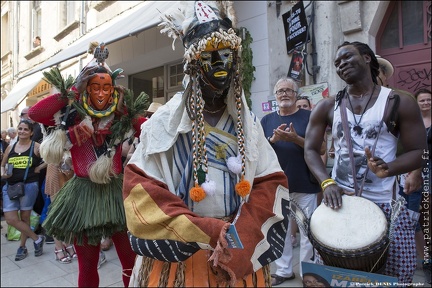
[267,136,274,144]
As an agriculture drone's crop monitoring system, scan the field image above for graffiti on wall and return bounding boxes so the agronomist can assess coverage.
[396,67,431,92]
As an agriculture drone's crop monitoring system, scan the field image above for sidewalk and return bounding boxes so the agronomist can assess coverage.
[1,218,429,287]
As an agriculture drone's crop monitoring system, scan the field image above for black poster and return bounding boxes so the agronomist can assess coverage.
[287,49,304,81]
[282,1,308,54]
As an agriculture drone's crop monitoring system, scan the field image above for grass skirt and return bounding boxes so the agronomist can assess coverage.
[42,175,126,245]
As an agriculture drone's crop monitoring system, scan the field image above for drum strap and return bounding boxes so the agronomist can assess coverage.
[340,94,391,197]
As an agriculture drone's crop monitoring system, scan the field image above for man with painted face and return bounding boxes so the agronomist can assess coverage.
[123,1,290,287]
[29,49,146,287]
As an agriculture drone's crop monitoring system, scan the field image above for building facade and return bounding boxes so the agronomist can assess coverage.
[1,1,431,130]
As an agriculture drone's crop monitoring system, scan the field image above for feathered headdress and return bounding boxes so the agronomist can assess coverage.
[159,1,240,62]
[158,1,250,203]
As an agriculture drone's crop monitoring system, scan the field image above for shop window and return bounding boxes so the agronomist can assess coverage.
[169,63,183,88]
[130,66,164,102]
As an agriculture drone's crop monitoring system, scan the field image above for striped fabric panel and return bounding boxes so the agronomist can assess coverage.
[128,231,200,262]
[173,114,241,216]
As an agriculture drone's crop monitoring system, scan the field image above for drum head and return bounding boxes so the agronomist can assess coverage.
[310,195,388,250]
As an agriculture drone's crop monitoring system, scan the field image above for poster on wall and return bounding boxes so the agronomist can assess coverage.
[298,82,329,108]
[282,0,308,54]
[287,48,304,81]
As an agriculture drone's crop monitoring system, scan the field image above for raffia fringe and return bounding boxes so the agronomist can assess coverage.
[158,261,171,287]
[42,176,125,245]
[263,264,271,287]
[173,262,185,287]
[139,256,155,287]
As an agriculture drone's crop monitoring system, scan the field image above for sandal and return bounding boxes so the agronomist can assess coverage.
[271,273,295,286]
[54,248,71,264]
[64,245,78,259]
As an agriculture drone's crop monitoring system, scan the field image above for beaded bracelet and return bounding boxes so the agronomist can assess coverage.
[320,178,337,191]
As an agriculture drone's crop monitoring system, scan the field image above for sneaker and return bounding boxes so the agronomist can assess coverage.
[45,235,54,244]
[97,251,107,269]
[423,261,431,284]
[34,235,45,257]
[15,246,28,261]
[291,235,299,247]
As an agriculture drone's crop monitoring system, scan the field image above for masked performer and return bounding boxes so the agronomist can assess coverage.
[123,2,290,287]
[29,45,147,287]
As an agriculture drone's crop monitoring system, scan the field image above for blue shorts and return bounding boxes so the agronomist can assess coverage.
[2,181,39,212]
[398,185,422,231]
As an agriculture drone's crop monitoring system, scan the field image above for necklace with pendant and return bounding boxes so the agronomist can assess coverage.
[203,104,226,114]
[347,84,376,134]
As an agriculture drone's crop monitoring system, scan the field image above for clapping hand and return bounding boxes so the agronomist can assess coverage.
[273,123,299,142]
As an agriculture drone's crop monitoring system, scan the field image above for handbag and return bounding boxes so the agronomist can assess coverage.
[7,182,25,200]
[7,141,34,201]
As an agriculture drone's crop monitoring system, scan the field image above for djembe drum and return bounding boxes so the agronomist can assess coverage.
[309,195,389,273]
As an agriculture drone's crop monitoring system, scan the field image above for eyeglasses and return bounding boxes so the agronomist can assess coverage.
[297,96,309,100]
[276,88,296,96]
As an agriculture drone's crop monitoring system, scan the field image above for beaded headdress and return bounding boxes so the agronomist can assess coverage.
[159,1,250,202]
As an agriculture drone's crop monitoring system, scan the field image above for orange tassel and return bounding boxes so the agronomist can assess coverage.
[190,184,206,202]
[235,177,251,197]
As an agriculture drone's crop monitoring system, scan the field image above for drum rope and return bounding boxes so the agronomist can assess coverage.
[370,197,405,272]
[287,197,310,237]
[389,196,405,242]
[369,241,391,273]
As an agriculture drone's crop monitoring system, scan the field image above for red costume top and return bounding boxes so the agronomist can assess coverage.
[29,89,145,177]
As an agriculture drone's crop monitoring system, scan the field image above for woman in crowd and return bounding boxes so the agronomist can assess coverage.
[1,119,47,261]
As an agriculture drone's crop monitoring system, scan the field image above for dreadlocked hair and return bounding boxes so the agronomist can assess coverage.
[335,87,348,110]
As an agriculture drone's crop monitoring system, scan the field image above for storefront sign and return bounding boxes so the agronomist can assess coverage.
[28,80,52,98]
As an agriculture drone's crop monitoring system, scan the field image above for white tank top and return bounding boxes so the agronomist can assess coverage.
[332,86,398,203]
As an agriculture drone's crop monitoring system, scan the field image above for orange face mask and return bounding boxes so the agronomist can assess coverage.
[86,73,114,111]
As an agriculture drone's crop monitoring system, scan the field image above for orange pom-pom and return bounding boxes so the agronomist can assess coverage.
[190,185,206,202]
[235,179,251,197]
